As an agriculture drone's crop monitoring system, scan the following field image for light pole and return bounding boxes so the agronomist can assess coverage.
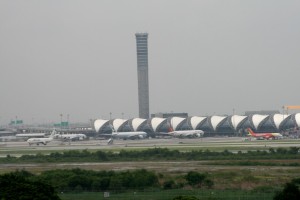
[282,106,285,131]
[60,114,63,129]
[67,114,70,129]
[232,108,236,136]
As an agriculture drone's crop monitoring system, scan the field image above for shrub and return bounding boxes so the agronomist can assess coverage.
[163,180,175,189]
[273,182,300,200]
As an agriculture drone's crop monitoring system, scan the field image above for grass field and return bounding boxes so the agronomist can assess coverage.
[1,138,299,199]
[59,189,276,200]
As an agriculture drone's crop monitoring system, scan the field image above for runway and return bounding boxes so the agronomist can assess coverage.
[1,137,300,174]
[0,137,299,157]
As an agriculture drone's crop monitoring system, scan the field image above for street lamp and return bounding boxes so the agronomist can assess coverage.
[232,108,236,136]
[67,114,70,129]
[60,114,63,129]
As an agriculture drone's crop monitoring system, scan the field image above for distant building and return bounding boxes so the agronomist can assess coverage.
[151,112,188,118]
[245,110,280,115]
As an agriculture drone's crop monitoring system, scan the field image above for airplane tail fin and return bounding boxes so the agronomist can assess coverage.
[247,128,255,136]
[107,138,113,145]
[167,122,174,133]
[109,124,116,133]
[50,129,57,138]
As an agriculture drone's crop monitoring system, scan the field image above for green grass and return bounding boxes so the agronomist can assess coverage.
[0,145,289,157]
[59,189,276,200]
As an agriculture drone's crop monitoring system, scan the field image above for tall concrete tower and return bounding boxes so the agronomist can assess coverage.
[135,33,149,119]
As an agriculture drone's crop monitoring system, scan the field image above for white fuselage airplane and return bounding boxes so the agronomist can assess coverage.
[111,131,147,140]
[166,125,204,138]
[106,125,148,144]
[16,133,46,140]
[27,130,56,146]
[169,130,204,138]
[55,133,87,141]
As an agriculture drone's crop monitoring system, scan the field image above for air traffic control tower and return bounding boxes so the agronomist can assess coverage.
[135,33,149,119]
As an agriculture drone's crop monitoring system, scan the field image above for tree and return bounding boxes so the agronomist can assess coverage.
[185,171,207,187]
[0,171,61,200]
[274,182,300,200]
[163,180,175,189]
[173,196,199,200]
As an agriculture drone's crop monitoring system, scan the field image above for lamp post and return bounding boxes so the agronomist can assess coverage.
[282,106,285,131]
[60,114,63,129]
[67,114,70,129]
[233,108,238,136]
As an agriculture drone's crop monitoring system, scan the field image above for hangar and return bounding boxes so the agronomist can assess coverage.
[94,113,300,137]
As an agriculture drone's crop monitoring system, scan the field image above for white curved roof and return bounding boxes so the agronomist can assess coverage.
[151,117,167,132]
[170,117,185,130]
[295,113,300,127]
[211,116,226,131]
[273,114,290,129]
[252,114,268,129]
[112,118,128,131]
[190,116,207,130]
[94,119,109,133]
[132,118,147,131]
[231,115,247,130]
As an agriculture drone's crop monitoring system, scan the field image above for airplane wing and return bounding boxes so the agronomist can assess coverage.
[97,133,113,139]
[264,135,273,139]
[127,134,145,140]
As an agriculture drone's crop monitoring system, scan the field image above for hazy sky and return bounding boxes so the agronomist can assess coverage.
[1,0,300,124]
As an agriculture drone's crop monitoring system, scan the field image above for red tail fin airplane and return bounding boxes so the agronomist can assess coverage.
[247,128,283,140]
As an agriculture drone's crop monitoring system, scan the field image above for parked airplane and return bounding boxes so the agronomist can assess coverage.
[0,128,17,141]
[111,131,147,140]
[164,123,204,138]
[106,125,147,144]
[16,133,46,140]
[55,133,87,141]
[27,130,56,146]
[247,128,283,140]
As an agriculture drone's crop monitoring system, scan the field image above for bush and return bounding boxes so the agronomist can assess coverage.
[0,171,61,200]
[163,180,175,189]
[273,182,300,200]
[185,171,207,187]
[173,196,199,200]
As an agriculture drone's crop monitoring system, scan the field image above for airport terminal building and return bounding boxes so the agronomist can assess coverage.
[94,113,300,137]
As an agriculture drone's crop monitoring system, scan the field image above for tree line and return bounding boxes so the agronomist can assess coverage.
[1,147,300,164]
[1,168,299,200]
[0,169,213,200]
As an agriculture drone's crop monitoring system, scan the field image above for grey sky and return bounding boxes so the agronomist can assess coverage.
[1,0,300,124]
